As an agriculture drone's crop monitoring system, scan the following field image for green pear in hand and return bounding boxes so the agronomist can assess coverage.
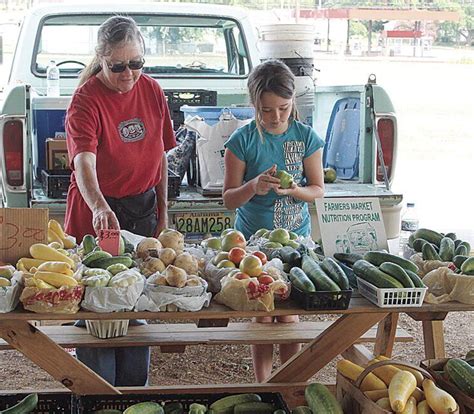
[276,170,294,189]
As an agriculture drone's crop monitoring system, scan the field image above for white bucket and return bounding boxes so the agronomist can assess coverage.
[295,76,315,126]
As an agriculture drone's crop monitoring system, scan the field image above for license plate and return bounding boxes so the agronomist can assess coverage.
[173,212,234,240]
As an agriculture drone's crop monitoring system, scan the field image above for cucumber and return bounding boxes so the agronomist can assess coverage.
[82,234,97,255]
[422,242,442,261]
[233,402,274,414]
[305,383,343,414]
[123,402,164,414]
[453,255,470,269]
[445,232,457,240]
[0,393,38,414]
[291,407,312,414]
[459,241,472,253]
[333,252,363,267]
[89,255,133,270]
[188,403,208,414]
[455,244,469,256]
[454,239,463,249]
[407,232,416,248]
[461,257,474,275]
[439,237,455,262]
[353,260,404,289]
[210,393,261,414]
[445,358,474,398]
[301,255,340,292]
[405,269,426,288]
[93,410,123,414]
[289,267,316,293]
[163,402,184,414]
[413,228,444,246]
[320,257,350,290]
[379,262,415,288]
[412,238,428,253]
[279,246,302,268]
[82,250,112,267]
[363,251,418,273]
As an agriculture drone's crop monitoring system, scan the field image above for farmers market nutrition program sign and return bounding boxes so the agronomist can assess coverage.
[315,197,388,257]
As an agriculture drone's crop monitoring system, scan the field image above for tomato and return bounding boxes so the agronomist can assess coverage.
[252,251,267,265]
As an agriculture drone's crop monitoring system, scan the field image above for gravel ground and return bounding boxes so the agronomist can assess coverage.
[0,311,472,390]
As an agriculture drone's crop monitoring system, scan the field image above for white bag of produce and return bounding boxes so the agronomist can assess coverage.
[0,271,23,313]
[81,269,145,313]
[200,261,235,293]
[411,253,451,277]
[423,267,474,305]
[135,278,211,312]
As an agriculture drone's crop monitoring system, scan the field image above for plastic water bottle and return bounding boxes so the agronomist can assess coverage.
[46,60,60,97]
[399,202,419,258]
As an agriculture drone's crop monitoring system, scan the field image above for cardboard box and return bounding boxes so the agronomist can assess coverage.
[46,138,69,170]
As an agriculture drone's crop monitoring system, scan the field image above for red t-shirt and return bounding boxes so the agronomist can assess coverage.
[64,74,176,240]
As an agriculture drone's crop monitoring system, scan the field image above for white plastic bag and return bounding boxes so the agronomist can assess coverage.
[185,112,252,190]
[0,272,23,313]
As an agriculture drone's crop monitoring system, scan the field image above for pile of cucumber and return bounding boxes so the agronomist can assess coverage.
[0,394,38,414]
[341,251,425,289]
[409,228,471,266]
[288,254,350,293]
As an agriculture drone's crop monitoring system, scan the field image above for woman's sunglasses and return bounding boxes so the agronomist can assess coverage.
[106,58,145,73]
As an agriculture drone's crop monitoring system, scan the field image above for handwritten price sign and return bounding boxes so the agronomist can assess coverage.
[0,208,48,264]
[97,229,121,256]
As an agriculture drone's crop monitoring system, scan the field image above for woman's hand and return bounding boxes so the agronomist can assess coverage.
[92,207,120,235]
[252,164,281,195]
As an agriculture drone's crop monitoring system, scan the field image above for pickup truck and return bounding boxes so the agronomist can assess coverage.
[0,3,402,243]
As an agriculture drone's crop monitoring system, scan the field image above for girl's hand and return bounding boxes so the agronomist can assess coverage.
[274,181,297,196]
[253,165,280,195]
[92,208,120,235]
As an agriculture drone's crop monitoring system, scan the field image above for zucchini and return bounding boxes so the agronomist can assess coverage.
[459,241,472,254]
[379,262,415,288]
[163,402,184,414]
[413,228,444,246]
[412,238,428,253]
[445,358,474,398]
[422,243,442,261]
[0,393,38,414]
[461,257,474,275]
[454,244,468,256]
[301,255,340,292]
[353,260,404,289]
[82,234,97,255]
[123,402,164,414]
[289,267,316,292]
[320,258,350,290]
[445,232,457,240]
[453,255,470,269]
[404,269,426,288]
[454,239,463,249]
[210,393,261,414]
[363,251,418,273]
[279,246,302,268]
[407,233,416,248]
[333,252,363,267]
[291,407,312,414]
[90,255,133,270]
[233,402,274,413]
[305,383,343,414]
[439,237,455,262]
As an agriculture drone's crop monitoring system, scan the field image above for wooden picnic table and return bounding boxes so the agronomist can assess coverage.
[0,297,472,398]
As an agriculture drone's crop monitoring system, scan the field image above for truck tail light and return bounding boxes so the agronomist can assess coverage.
[376,117,395,183]
[3,120,24,187]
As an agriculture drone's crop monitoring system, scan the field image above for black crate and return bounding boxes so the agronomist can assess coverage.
[0,392,73,414]
[168,168,181,199]
[164,89,217,130]
[76,392,289,413]
[41,169,71,198]
[291,285,352,311]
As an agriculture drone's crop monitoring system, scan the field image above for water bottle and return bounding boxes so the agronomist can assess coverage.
[46,60,60,97]
[399,202,419,258]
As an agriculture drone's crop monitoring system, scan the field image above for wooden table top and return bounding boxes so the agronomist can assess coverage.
[0,297,472,321]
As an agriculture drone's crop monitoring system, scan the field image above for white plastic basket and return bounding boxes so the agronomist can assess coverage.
[85,319,129,339]
[356,277,427,308]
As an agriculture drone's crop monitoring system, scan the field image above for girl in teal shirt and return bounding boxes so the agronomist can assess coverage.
[223,60,325,382]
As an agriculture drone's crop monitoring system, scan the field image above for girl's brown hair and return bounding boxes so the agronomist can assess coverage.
[79,15,145,86]
[247,60,299,138]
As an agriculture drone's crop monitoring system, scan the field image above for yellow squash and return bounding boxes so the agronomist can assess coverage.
[389,370,417,412]
[375,397,392,410]
[47,228,64,247]
[422,379,457,414]
[34,271,77,288]
[369,357,402,386]
[37,261,72,274]
[29,244,75,268]
[17,257,48,271]
[337,359,387,391]
[417,400,434,414]
[48,219,66,240]
[378,355,424,387]
[365,389,389,401]
[400,396,417,414]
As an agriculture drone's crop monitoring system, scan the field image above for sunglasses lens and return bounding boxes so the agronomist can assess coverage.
[128,60,144,70]
[110,63,126,73]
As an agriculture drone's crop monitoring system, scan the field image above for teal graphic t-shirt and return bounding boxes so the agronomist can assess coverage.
[224,120,324,240]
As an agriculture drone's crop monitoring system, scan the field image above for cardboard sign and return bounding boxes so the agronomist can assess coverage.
[315,197,388,257]
[97,229,120,256]
[0,208,48,264]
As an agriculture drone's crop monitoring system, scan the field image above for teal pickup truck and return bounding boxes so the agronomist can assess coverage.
[0,4,402,243]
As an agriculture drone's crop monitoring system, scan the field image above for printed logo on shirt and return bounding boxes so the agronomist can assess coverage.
[118,118,146,142]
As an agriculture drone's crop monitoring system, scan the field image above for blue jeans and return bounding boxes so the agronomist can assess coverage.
[75,319,150,386]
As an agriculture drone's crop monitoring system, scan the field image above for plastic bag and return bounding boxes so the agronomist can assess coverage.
[20,285,84,314]
[166,127,197,181]
[0,272,23,313]
[423,267,474,305]
[410,253,451,277]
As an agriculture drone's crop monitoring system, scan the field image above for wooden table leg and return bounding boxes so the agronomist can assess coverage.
[374,313,399,357]
[422,320,446,359]
[0,320,120,395]
[266,312,388,383]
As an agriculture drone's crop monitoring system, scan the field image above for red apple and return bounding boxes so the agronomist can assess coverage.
[258,275,274,285]
[228,247,247,265]
[252,251,267,265]
[234,272,250,280]
[239,255,263,277]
